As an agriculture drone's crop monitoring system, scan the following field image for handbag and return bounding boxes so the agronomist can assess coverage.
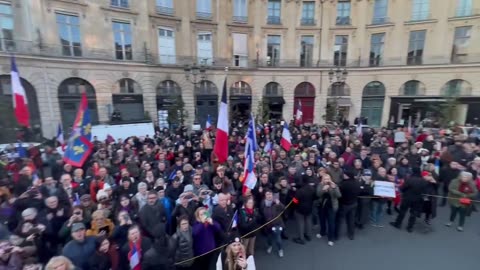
[459,197,471,205]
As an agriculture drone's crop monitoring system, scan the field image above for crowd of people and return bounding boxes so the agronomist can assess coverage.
[0,120,478,270]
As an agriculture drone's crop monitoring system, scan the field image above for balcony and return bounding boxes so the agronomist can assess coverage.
[371,16,390,25]
[196,12,212,20]
[267,16,281,25]
[156,6,174,16]
[233,16,248,23]
[336,16,351,25]
[300,17,315,26]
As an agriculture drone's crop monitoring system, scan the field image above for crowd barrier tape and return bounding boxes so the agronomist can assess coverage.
[173,193,476,265]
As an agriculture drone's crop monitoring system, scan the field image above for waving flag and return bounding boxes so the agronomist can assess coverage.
[231,210,238,229]
[242,115,258,194]
[56,123,65,145]
[280,122,292,151]
[295,100,303,125]
[63,92,93,167]
[206,114,212,130]
[11,56,30,127]
[263,141,272,154]
[129,244,140,270]
[213,79,229,163]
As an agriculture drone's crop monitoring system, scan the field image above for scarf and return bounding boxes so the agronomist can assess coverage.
[245,207,254,216]
[128,239,142,270]
[459,182,473,194]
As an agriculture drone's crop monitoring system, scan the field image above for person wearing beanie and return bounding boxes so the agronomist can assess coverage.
[336,169,361,240]
[390,169,428,232]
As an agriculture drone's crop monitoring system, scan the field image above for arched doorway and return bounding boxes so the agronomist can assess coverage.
[361,81,385,127]
[263,82,284,121]
[327,82,351,124]
[195,80,218,127]
[230,81,252,124]
[294,82,315,124]
[441,79,473,125]
[112,78,145,122]
[156,80,182,128]
[0,76,41,143]
[58,78,98,134]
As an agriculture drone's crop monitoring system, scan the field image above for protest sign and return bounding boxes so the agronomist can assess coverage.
[373,181,396,198]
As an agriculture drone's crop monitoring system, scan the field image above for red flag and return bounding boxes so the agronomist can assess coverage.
[213,79,229,163]
[11,56,30,127]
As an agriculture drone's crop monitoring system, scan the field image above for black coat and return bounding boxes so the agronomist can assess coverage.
[238,208,261,238]
[339,179,361,205]
[139,203,166,238]
[142,238,175,270]
[88,251,112,270]
[212,205,235,232]
[400,176,428,203]
[119,237,152,270]
[295,184,316,215]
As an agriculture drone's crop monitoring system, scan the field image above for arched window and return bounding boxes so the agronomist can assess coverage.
[230,81,252,96]
[115,78,142,94]
[328,82,350,96]
[400,80,425,96]
[157,80,181,96]
[361,81,386,127]
[195,80,218,95]
[363,81,386,96]
[264,82,283,97]
[112,79,144,122]
[0,76,41,143]
[294,82,315,97]
[441,79,472,96]
[58,77,98,131]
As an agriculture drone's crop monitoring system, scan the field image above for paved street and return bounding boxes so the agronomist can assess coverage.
[255,206,479,270]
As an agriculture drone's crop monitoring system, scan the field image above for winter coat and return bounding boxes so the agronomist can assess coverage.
[316,183,341,211]
[448,178,478,208]
[142,237,175,270]
[259,200,285,230]
[139,203,166,237]
[86,218,115,237]
[295,184,316,215]
[192,220,222,256]
[88,251,112,270]
[238,207,261,238]
[170,229,194,267]
[119,238,152,270]
[62,237,97,269]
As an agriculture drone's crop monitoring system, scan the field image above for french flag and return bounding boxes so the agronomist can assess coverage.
[11,56,30,128]
[129,244,140,270]
[231,210,238,229]
[206,114,212,130]
[263,141,272,154]
[280,122,292,151]
[295,100,303,125]
[242,115,258,194]
[213,79,229,164]
[56,123,65,145]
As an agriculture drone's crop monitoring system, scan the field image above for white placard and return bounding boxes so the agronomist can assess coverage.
[373,181,396,198]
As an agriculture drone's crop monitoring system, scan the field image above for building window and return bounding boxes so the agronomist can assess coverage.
[369,33,385,67]
[233,33,248,67]
[267,0,281,25]
[336,0,351,25]
[402,80,423,96]
[334,35,348,67]
[197,0,212,19]
[411,0,429,21]
[111,0,129,8]
[156,0,174,15]
[264,82,282,96]
[56,13,82,57]
[442,79,472,96]
[233,0,248,23]
[407,30,425,65]
[300,35,314,67]
[113,21,132,60]
[372,0,388,24]
[456,0,472,17]
[0,4,14,51]
[301,2,315,25]
[267,35,281,67]
[452,26,471,63]
[197,32,213,65]
[158,28,176,64]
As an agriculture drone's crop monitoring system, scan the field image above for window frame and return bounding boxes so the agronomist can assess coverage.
[111,0,129,9]
[267,35,281,67]
[411,0,429,21]
[267,0,281,24]
[372,0,388,24]
[369,33,385,67]
[300,35,314,67]
[113,21,133,60]
[333,35,348,67]
[56,13,82,57]
[0,3,14,51]
[336,1,351,25]
[301,1,315,25]
[407,30,426,65]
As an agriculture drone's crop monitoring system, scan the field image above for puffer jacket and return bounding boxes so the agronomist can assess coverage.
[170,228,194,267]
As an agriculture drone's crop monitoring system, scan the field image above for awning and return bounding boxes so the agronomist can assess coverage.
[328,97,352,106]
[264,96,285,105]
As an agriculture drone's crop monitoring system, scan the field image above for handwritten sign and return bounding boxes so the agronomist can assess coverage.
[373,181,396,198]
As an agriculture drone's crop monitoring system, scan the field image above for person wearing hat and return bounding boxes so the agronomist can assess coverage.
[336,169,361,240]
[390,168,428,233]
[62,222,96,269]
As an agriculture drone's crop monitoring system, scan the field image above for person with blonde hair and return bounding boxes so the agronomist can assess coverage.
[45,255,76,270]
[86,210,115,237]
[217,238,256,270]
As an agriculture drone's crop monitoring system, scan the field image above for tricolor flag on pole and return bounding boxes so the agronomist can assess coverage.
[206,114,212,130]
[11,56,30,127]
[129,244,140,270]
[231,210,238,229]
[56,123,65,145]
[295,100,303,125]
[242,115,258,194]
[213,79,229,164]
[280,122,292,151]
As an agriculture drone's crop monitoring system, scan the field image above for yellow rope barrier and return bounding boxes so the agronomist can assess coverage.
[174,200,295,266]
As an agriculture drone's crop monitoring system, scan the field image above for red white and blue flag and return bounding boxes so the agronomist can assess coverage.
[11,56,30,127]
[56,123,65,145]
[129,244,140,270]
[280,122,292,151]
[242,115,258,193]
[213,79,229,163]
[206,114,212,130]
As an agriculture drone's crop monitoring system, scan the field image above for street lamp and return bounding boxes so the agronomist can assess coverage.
[328,67,348,83]
[184,62,207,85]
